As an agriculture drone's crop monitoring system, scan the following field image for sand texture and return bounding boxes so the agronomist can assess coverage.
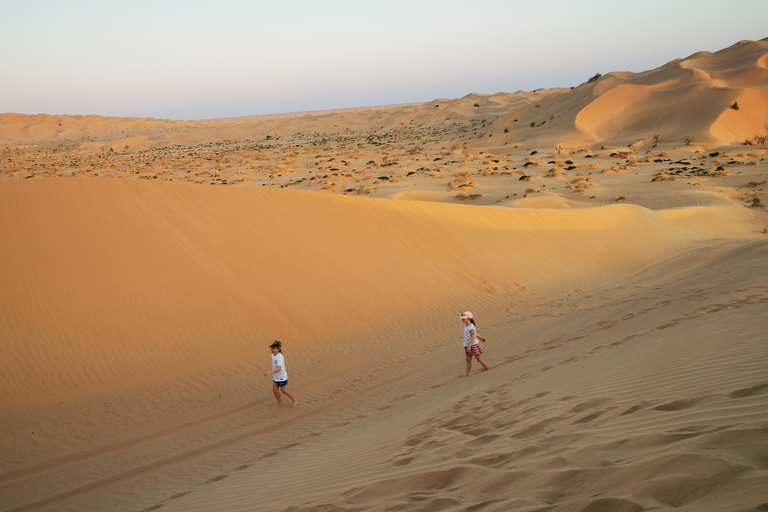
[1,39,767,512]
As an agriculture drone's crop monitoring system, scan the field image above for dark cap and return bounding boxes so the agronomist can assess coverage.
[269,340,282,349]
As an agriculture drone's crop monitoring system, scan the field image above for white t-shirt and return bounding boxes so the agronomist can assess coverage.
[463,324,479,347]
[271,352,288,382]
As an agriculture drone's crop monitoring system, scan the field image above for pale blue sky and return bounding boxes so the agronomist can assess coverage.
[1,0,765,120]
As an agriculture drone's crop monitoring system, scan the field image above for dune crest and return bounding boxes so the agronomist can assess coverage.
[570,38,768,145]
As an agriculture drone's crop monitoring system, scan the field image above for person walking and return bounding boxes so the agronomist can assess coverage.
[461,312,489,377]
[264,341,299,407]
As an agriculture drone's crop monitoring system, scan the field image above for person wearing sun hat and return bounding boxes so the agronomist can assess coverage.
[460,312,489,376]
[264,340,299,407]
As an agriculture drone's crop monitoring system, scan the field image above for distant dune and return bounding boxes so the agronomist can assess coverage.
[0,39,767,512]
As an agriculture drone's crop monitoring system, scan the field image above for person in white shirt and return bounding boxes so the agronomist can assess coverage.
[264,341,299,407]
[461,311,489,377]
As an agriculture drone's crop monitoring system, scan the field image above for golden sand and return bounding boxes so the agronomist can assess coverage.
[1,38,767,512]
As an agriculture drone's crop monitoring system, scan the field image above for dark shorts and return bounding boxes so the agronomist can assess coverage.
[274,380,288,387]
[466,343,484,355]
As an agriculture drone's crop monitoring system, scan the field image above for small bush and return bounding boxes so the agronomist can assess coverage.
[684,137,696,146]
[653,134,664,144]
[545,167,565,177]
[730,101,739,110]
[587,73,602,83]
[503,127,509,133]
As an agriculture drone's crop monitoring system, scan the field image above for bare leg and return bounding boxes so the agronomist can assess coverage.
[465,352,473,377]
[281,387,299,407]
[272,381,284,407]
[474,354,490,371]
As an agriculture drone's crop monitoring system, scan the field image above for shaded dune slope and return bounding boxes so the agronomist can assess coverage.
[0,178,699,416]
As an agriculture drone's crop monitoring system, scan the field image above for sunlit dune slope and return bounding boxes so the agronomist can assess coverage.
[0,178,700,413]
[488,37,768,147]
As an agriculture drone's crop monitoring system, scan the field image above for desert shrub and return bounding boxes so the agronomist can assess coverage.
[545,167,565,177]
[653,134,664,144]
[407,146,423,155]
[652,171,674,182]
[684,137,696,146]
[730,101,739,110]
[587,73,602,83]
[504,127,509,133]
[752,135,767,148]
[750,195,762,208]
[530,121,536,128]
[474,103,480,107]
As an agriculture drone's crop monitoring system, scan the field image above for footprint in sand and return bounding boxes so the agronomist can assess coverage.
[653,397,701,411]
[168,491,193,500]
[729,383,767,399]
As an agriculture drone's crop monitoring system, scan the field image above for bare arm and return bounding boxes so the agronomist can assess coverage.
[264,366,282,377]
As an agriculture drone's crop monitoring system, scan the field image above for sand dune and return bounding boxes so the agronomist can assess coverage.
[1,38,768,512]
[488,38,768,148]
[161,237,768,512]
[1,38,765,154]
[0,178,700,414]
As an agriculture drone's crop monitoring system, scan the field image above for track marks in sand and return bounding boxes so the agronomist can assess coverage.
[272,243,768,512]
[13,241,768,512]
[310,382,768,511]
[730,383,768,399]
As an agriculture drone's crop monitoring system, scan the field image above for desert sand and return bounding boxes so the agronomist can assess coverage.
[1,38,767,512]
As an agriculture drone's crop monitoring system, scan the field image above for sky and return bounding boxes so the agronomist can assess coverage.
[1,0,766,120]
